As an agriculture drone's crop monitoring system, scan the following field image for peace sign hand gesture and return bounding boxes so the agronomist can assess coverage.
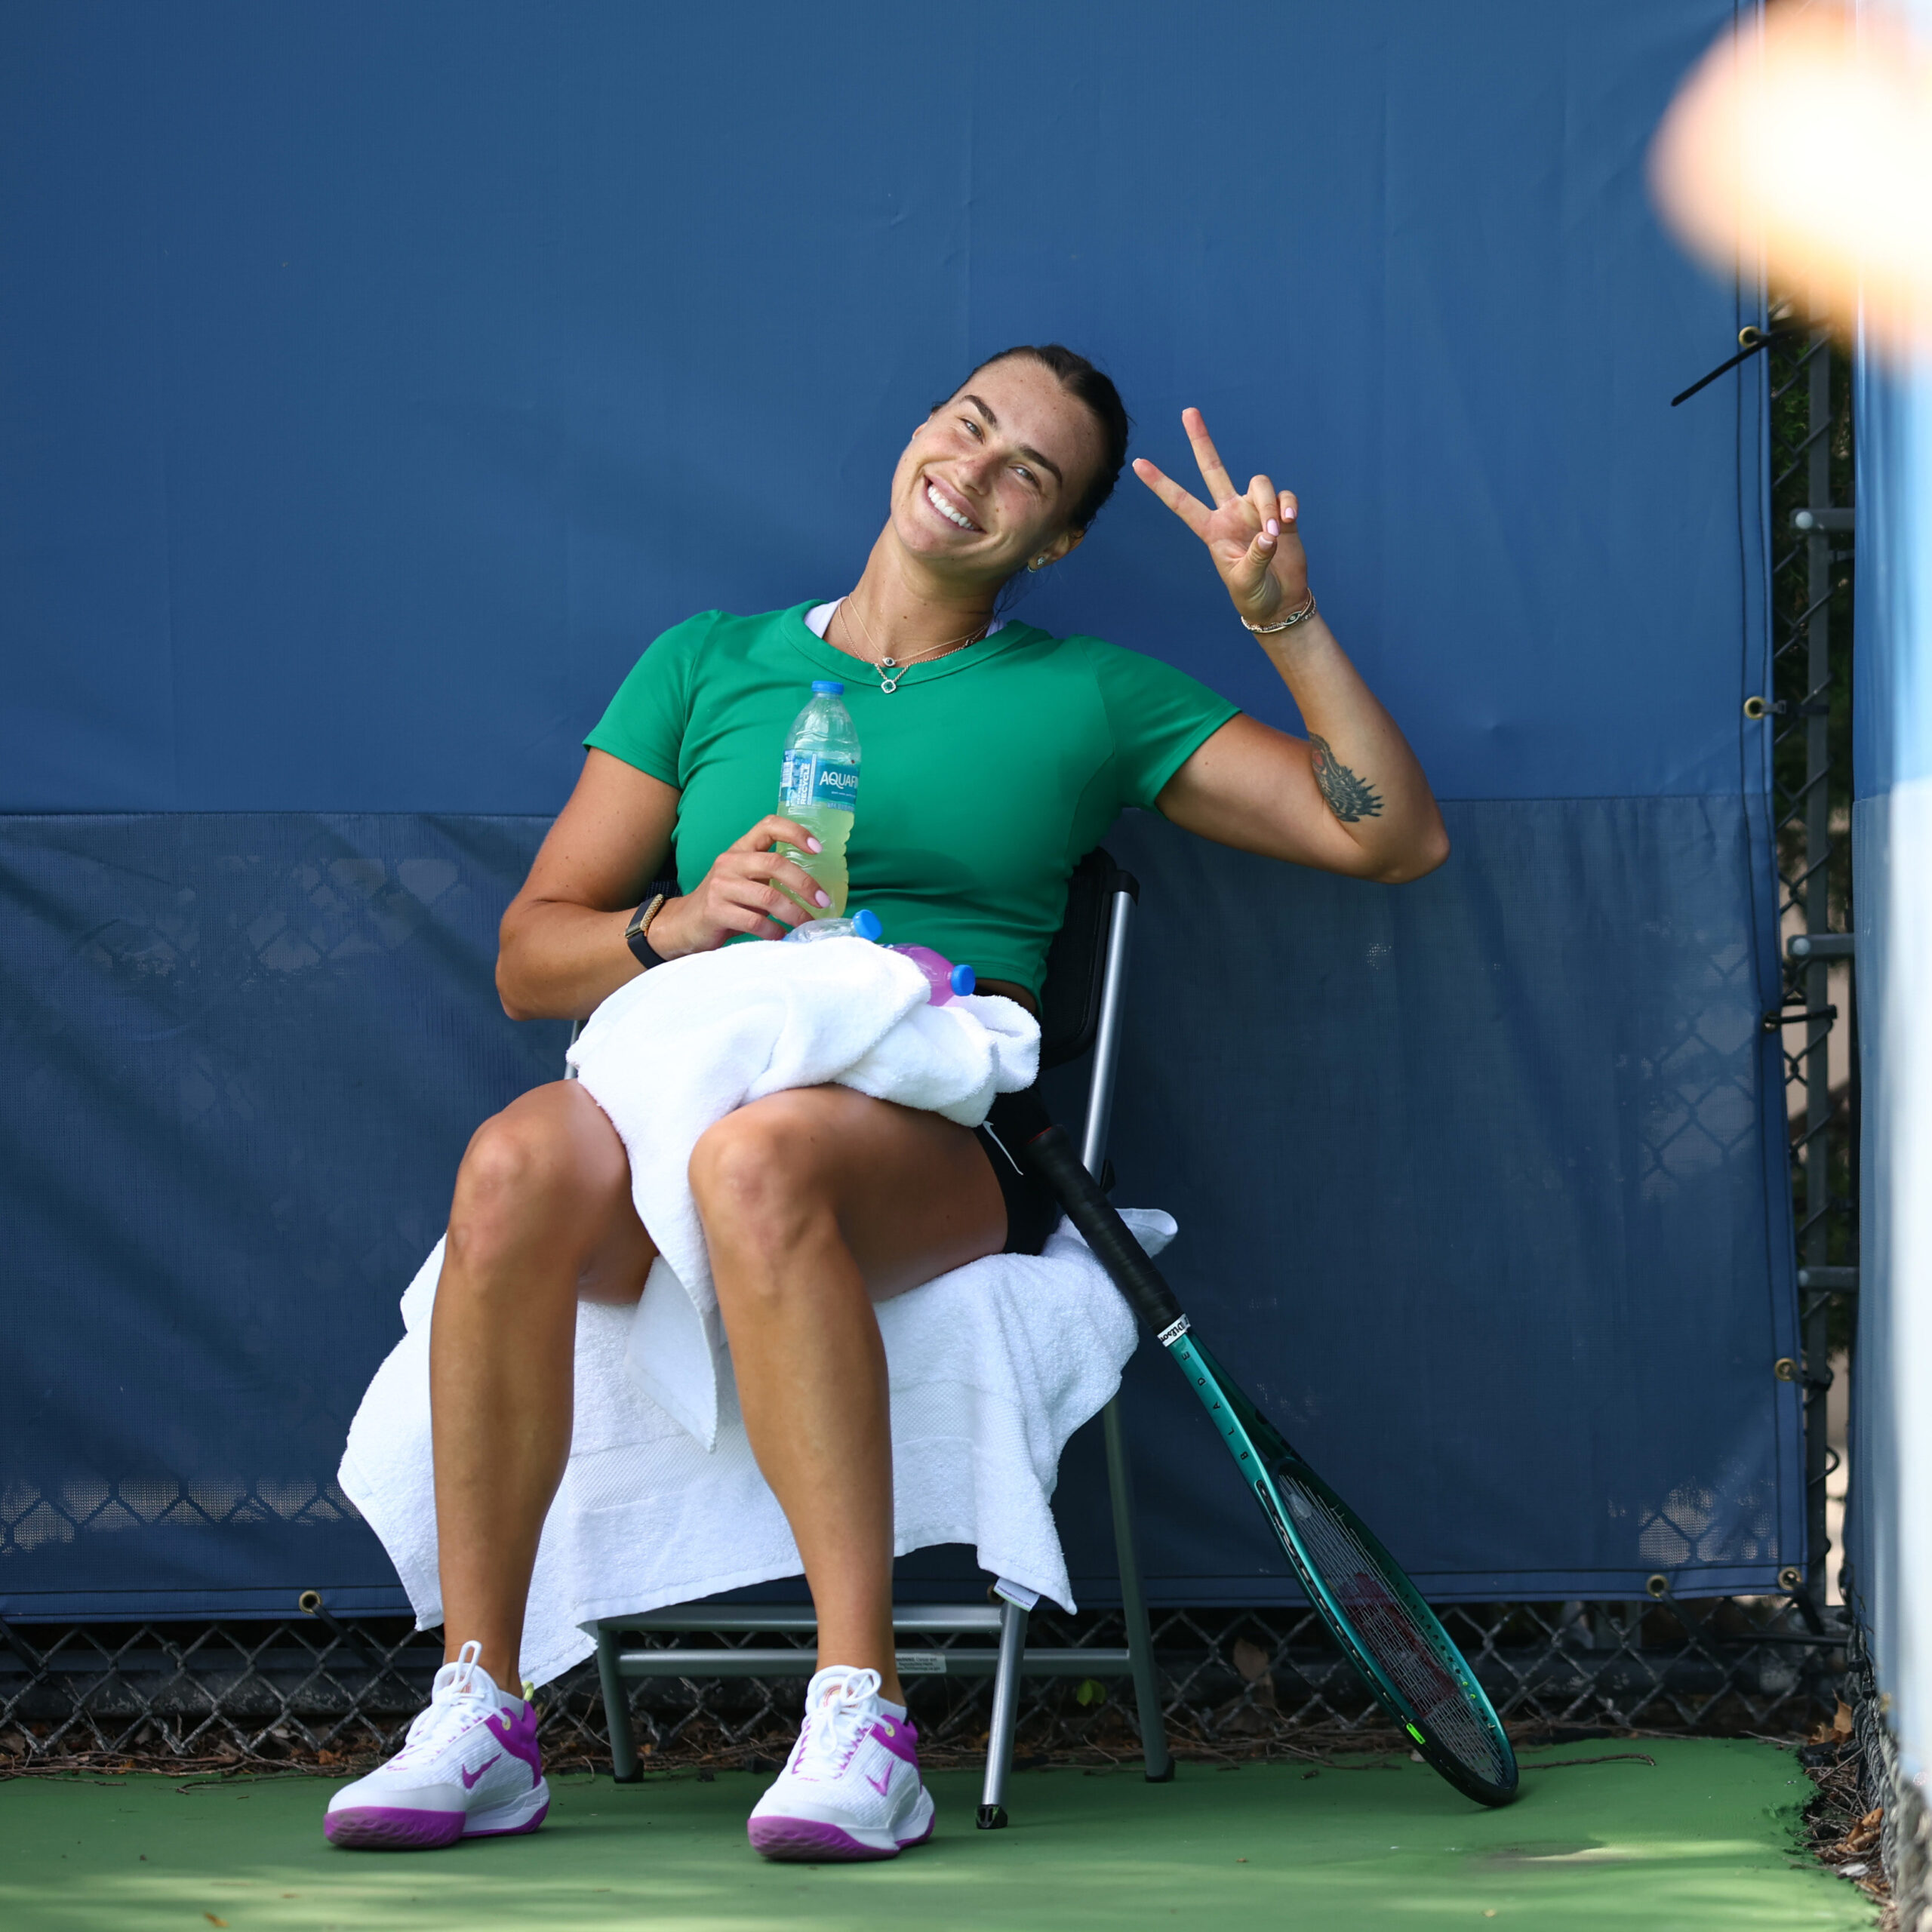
[1132,408,1309,632]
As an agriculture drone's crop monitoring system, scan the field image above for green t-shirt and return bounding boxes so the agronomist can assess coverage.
[585,601,1239,995]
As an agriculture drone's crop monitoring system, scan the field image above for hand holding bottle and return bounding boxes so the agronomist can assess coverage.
[645,815,832,956]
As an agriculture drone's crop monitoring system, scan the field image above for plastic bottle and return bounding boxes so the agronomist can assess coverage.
[780,910,976,1004]
[783,909,883,945]
[890,943,977,1004]
[777,681,860,917]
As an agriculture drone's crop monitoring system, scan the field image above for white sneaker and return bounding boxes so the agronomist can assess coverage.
[747,1666,935,1860]
[325,1641,550,1850]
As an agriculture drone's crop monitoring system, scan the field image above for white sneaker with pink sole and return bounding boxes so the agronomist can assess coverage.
[747,1666,935,1860]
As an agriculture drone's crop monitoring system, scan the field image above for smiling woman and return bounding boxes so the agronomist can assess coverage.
[323,342,1451,1866]
[911,343,1131,549]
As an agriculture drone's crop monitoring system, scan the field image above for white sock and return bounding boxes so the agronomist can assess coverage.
[878,1697,907,1721]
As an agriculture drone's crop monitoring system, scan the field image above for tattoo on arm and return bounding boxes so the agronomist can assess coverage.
[1308,735,1384,823]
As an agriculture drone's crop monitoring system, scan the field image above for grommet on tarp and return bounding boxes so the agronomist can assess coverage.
[1645,1574,1671,1601]
[1743,694,1771,719]
[1670,325,1804,407]
[1762,1004,1838,1034]
[1778,1565,1805,1593]
[1774,1358,1799,1383]
[297,1589,383,1672]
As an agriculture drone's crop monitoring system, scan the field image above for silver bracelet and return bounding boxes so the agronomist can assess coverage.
[1241,587,1318,634]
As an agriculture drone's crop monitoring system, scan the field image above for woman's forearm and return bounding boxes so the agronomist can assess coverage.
[496,898,642,1024]
[1257,609,1447,879]
[1132,412,1446,884]
[494,752,684,1023]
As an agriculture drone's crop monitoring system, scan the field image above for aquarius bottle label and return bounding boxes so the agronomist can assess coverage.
[779,750,859,813]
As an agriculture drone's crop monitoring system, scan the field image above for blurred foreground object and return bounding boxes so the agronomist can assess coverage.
[1652,2,1932,358]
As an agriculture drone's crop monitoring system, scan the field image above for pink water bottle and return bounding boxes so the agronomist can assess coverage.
[889,943,977,1004]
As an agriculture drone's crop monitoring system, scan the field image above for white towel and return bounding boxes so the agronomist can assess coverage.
[337,1209,1170,1687]
[335,936,1168,1687]
[566,934,1041,1447]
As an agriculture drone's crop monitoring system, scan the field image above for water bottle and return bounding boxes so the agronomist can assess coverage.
[777,680,860,917]
[781,911,975,1003]
[891,944,977,1004]
[783,909,883,944]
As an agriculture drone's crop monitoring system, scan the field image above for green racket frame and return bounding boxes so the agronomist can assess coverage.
[1168,1329,1518,1808]
[1019,1117,1518,1809]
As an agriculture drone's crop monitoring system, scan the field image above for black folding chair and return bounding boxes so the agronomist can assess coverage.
[582,848,1174,1824]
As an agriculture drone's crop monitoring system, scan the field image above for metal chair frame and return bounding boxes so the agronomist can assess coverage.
[580,850,1174,1825]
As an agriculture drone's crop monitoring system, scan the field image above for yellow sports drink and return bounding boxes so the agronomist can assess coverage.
[776,679,860,917]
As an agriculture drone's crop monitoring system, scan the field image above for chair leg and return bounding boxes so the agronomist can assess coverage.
[594,1623,641,1783]
[977,1597,1030,1829]
[1104,1395,1174,1783]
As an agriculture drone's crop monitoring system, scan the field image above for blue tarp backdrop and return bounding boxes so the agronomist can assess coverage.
[2,0,1796,1619]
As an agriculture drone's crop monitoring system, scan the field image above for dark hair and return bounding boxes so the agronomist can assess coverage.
[949,343,1132,534]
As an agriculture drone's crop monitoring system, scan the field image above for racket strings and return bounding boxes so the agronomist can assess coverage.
[1278,1471,1511,1786]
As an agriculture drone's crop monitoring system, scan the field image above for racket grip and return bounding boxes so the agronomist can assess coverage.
[1019,1122,1186,1336]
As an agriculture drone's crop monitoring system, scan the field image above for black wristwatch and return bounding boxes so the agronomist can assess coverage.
[624,893,669,969]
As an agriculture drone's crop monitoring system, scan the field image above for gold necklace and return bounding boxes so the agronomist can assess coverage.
[839,595,990,694]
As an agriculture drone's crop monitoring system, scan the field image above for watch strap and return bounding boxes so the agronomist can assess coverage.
[624,893,669,969]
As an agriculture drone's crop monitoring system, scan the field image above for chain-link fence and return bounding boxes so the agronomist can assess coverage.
[1764,307,1858,1614]
[1,1590,1845,1777]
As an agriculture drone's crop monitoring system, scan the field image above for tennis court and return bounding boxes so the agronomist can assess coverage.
[0,1741,1867,1932]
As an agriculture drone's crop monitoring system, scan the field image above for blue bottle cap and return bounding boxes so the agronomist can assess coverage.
[851,908,883,942]
[950,962,976,996]
[811,680,845,696]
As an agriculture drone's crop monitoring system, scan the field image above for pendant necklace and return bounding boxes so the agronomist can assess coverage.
[840,595,990,694]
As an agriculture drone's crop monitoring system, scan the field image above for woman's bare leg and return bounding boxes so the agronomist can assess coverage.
[429,1081,657,1687]
[690,1088,1006,1706]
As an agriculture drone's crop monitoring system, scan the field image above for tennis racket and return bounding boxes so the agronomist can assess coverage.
[1021,1119,1519,1809]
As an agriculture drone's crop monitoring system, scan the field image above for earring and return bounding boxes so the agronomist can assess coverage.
[1027,555,1047,573]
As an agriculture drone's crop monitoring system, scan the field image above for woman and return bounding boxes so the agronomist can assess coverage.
[324,345,1447,1858]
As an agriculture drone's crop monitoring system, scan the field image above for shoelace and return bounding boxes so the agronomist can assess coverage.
[795,1667,884,1775]
[395,1639,498,1764]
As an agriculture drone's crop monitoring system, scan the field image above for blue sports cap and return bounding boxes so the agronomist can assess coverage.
[811,680,845,695]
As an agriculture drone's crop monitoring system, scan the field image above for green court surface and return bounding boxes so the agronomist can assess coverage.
[0,1740,1869,1932]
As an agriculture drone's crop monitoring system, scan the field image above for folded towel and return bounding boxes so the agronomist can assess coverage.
[565,935,1041,1447]
[337,1208,1171,1687]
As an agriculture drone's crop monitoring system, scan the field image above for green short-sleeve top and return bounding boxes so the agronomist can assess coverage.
[585,601,1239,996]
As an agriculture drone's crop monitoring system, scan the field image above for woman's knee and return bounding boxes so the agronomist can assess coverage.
[449,1089,624,1261]
[688,1100,833,1260]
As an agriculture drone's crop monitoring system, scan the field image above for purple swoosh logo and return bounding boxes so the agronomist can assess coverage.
[460,1754,501,1790]
[865,1769,891,1795]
